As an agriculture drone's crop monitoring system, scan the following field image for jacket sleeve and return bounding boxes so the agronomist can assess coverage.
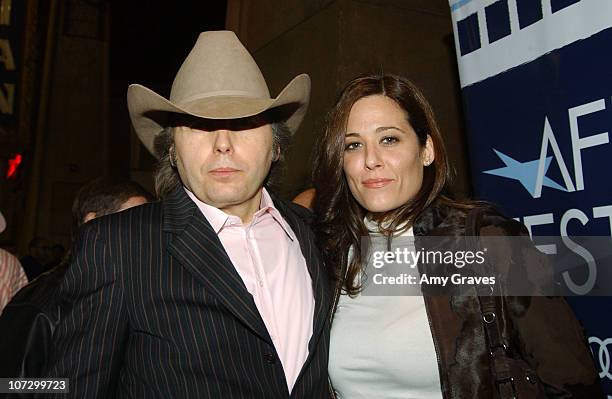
[44,221,128,398]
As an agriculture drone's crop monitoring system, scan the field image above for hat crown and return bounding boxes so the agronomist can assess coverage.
[170,31,270,105]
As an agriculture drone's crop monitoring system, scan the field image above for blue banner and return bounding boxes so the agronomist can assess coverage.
[449,0,612,394]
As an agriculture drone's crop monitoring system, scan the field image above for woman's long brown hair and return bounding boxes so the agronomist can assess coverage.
[313,74,457,296]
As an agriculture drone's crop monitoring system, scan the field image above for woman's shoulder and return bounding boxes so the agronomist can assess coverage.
[468,205,528,237]
[417,199,528,237]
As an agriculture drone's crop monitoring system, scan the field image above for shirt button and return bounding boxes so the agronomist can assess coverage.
[258,280,264,287]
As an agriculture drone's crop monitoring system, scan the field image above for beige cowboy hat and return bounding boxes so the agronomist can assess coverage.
[127,30,311,157]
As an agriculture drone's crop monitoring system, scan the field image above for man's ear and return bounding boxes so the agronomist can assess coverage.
[83,212,97,223]
[273,145,281,162]
[169,144,177,167]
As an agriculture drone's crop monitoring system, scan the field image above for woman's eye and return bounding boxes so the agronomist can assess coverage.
[381,136,399,145]
[344,142,361,151]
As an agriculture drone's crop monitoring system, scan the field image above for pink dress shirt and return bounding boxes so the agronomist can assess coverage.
[185,187,315,392]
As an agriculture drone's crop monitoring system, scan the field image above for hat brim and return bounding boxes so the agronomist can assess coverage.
[128,74,310,158]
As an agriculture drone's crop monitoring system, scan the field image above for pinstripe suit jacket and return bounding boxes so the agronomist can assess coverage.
[46,186,332,398]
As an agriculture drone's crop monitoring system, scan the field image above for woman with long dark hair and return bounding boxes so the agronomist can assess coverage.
[313,74,602,398]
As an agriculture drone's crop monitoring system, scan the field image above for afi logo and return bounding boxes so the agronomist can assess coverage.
[483,99,610,198]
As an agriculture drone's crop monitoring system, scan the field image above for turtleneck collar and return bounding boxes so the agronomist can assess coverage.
[363,216,413,237]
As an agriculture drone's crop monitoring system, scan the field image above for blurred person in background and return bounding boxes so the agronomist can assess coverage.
[77,177,153,214]
[0,210,28,315]
[45,244,67,270]
[19,237,50,281]
[70,176,152,237]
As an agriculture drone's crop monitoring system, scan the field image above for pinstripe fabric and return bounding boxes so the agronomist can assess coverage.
[45,186,332,398]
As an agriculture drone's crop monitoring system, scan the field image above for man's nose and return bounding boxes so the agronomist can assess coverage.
[213,130,233,153]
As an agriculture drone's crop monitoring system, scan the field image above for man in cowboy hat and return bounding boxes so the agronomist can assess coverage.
[45,31,331,398]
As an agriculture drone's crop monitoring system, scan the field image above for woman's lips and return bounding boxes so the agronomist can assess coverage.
[362,178,393,188]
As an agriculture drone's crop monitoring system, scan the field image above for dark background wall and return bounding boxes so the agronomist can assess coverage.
[227,0,469,198]
[0,0,470,255]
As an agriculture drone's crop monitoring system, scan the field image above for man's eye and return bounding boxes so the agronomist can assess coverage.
[344,142,360,151]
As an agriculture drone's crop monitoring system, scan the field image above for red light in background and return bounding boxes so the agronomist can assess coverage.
[7,154,22,179]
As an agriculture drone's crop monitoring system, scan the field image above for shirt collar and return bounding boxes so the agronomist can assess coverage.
[184,186,296,241]
[258,189,296,241]
[185,187,229,234]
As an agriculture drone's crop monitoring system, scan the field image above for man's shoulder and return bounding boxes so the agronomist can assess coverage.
[476,207,527,237]
[75,200,165,244]
[420,202,527,237]
[272,196,313,224]
[69,201,167,280]
[95,200,163,226]
[3,264,66,311]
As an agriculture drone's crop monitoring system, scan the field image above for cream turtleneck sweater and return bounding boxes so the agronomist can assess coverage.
[328,224,443,399]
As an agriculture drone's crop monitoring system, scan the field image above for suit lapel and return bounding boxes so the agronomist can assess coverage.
[163,187,271,343]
